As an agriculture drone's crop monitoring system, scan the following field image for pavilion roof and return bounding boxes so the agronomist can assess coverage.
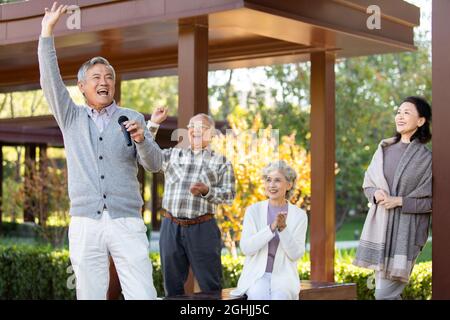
[0,0,419,92]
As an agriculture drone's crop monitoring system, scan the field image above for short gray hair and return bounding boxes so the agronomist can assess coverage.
[262,160,297,199]
[77,56,116,82]
[189,113,215,129]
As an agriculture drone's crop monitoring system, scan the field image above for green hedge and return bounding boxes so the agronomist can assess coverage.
[0,222,40,238]
[0,245,431,299]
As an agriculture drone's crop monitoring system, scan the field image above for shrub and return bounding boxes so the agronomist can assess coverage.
[0,245,431,300]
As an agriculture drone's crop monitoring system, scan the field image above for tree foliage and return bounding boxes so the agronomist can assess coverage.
[209,38,431,227]
[211,109,311,256]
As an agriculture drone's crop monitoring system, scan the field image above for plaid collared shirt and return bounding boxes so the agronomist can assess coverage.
[148,121,236,219]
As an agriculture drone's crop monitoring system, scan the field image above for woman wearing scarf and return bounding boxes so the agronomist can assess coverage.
[231,160,308,300]
[354,96,432,300]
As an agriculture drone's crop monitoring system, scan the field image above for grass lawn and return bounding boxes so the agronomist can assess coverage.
[417,241,432,263]
[0,236,68,249]
[0,236,40,246]
[336,216,366,241]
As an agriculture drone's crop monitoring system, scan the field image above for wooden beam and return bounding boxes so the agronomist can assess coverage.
[309,51,336,282]
[177,16,209,133]
[164,281,357,300]
[299,281,356,300]
[432,0,450,300]
[0,38,313,93]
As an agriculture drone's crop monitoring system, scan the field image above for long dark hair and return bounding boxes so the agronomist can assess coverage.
[394,96,432,144]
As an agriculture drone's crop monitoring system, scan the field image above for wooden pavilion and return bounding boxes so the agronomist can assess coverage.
[3,0,447,299]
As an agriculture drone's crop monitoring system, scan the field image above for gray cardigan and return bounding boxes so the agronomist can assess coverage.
[38,36,163,219]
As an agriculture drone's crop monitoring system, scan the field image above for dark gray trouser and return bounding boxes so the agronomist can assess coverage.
[159,217,223,297]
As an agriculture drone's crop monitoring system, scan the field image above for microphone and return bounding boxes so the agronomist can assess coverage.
[118,115,132,146]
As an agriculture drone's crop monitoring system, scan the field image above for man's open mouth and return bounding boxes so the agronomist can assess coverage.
[97,89,109,96]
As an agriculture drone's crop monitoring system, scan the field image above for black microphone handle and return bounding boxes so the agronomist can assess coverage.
[120,122,133,146]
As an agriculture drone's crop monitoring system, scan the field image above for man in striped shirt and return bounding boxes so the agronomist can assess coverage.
[148,108,236,296]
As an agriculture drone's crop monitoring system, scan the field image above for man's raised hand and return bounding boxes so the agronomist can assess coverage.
[41,2,69,37]
[150,107,169,125]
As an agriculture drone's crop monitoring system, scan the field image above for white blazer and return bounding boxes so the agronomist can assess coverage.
[231,200,308,299]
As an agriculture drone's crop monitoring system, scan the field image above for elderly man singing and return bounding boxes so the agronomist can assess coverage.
[147,108,236,296]
[38,3,162,299]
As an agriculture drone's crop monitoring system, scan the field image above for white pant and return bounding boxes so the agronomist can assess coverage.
[68,210,157,300]
[374,271,407,300]
[246,273,290,300]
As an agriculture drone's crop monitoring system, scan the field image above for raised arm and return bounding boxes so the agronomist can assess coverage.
[146,107,172,170]
[146,107,168,139]
[39,2,79,130]
[41,2,68,38]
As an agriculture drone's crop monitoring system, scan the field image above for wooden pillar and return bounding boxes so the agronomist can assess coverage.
[309,51,336,282]
[101,32,121,106]
[114,74,121,106]
[24,144,37,223]
[0,144,3,232]
[178,16,209,132]
[432,0,450,299]
[177,16,209,294]
[107,72,124,300]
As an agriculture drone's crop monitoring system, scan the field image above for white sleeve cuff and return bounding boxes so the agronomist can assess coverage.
[146,120,160,130]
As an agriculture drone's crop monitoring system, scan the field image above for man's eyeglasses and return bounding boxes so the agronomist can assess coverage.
[187,123,210,130]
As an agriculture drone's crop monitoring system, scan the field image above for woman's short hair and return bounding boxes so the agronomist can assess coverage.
[262,160,297,200]
[395,96,432,144]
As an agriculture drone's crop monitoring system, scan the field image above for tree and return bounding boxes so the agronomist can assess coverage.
[121,77,178,115]
[10,158,70,247]
[211,109,311,256]
[212,35,431,228]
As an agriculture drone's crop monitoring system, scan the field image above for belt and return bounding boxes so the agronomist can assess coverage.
[162,211,214,226]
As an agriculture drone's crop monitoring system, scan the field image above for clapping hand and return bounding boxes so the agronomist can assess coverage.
[270,212,287,232]
[276,212,287,232]
[190,182,209,196]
